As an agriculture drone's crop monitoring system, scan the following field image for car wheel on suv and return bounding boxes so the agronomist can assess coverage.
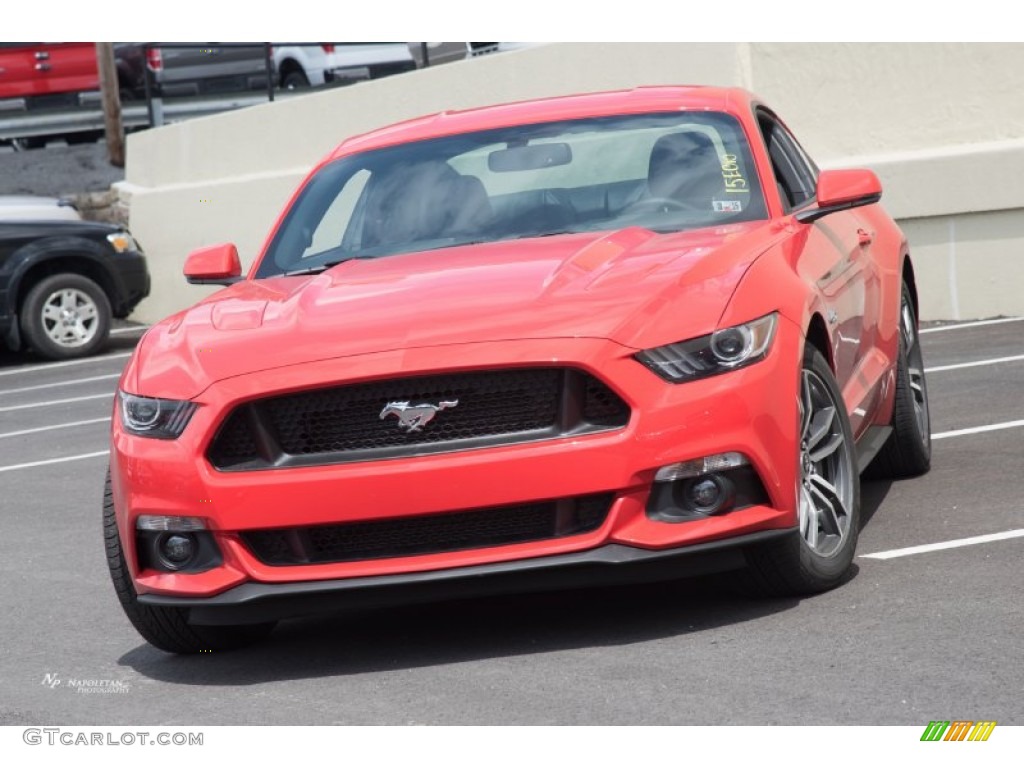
[20,273,112,360]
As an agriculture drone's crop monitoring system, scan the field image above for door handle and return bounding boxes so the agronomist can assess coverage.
[857,228,873,246]
[34,63,51,72]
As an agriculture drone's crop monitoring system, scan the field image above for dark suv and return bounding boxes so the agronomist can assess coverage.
[0,202,150,359]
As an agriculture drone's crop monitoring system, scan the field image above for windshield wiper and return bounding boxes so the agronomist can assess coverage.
[281,257,366,277]
[514,230,578,240]
[278,233,580,275]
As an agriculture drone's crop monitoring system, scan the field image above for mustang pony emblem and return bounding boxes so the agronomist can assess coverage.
[380,399,459,432]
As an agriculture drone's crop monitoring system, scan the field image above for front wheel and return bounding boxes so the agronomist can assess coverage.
[20,273,111,360]
[103,472,275,654]
[742,346,861,595]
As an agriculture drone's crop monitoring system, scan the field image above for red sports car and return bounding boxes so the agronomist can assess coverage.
[105,86,931,653]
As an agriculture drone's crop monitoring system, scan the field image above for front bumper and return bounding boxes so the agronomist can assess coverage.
[110,315,805,600]
[139,529,795,625]
[110,250,150,317]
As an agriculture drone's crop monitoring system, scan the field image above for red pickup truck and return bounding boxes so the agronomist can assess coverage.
[0,43,100,109]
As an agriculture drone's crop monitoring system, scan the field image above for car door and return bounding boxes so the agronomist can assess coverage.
[758,111,881,437]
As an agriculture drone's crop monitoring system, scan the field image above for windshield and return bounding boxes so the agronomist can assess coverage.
[257,111,766,278]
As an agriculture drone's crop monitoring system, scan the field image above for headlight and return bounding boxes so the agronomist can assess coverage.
[635,313,777,383]
[118,391,197,438]
[106,231,139,253]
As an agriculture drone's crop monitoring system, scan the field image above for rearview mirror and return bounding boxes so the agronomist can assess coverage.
[184,243,243,285]
[795,169,882,224]
[488,143,572,172]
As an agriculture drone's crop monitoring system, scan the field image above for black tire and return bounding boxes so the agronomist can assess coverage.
[19,273,111,360]
[65,130,104,145]
[11,136,45,151]
[741,346,861,596]
[103,471,276,654]
[282,68,310,90]
[866,283,932,478]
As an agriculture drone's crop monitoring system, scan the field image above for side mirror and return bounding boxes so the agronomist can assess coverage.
[795,169,882,224]
[184,243,243,285]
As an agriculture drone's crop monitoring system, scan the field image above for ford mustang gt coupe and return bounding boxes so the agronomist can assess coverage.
[105,86,931,652]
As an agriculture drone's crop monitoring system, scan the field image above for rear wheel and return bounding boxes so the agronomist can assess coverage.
[282,68,310,90]
[103,472,275,654]
[742,346,861,595]
[867,283,931,478]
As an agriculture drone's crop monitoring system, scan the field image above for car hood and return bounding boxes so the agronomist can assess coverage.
[0,195,82,222]
[125,222,782,399]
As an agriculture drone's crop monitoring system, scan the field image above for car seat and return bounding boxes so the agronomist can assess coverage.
[646,131,727,212]
[362,162,492,247]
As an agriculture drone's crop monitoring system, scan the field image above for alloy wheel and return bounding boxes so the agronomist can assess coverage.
[41,287,100,348]
[797,368,856,558]
[901,297,930,443]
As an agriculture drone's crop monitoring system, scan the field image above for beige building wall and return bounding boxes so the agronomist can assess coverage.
[122,42,1024,322]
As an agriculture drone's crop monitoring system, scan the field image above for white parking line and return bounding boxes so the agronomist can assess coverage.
[933,419,1024,440]
[110,326,149,335]
[0,417,111,440]
[0,373,120,397]
[0,450,110,473]
[0,351,131,378]
[921,317,1024,334]
[925,354,1024,373]
[0,393,112,412]
[860,529,1024,560]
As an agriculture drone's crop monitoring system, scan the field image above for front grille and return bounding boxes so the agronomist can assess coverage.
[241,493,614,565]
[271,368,562,455]
[208,367,629,470]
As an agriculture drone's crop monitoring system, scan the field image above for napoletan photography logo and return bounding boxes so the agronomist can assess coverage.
[920,720,997,742]
[41,672,131,694]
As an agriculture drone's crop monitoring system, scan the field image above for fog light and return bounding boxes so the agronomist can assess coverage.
[158,533,196,569]
[688,478,721,508]
[679,474,735,515]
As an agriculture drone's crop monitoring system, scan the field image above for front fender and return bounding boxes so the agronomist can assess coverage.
[2,236,122,317]
[718,235,828,350]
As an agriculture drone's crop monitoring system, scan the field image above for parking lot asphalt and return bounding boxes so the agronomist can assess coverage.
[0,319,1021,725]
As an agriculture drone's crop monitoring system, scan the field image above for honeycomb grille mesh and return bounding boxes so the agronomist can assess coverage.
[241,493,614,565]
[207,368,629,470]
[269,369,561,455]
[582,373,631,426]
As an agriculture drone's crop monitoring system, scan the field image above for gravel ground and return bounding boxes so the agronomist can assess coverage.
[0,141,124,197]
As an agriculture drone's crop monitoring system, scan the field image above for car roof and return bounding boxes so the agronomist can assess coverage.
[330,86,753,159]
